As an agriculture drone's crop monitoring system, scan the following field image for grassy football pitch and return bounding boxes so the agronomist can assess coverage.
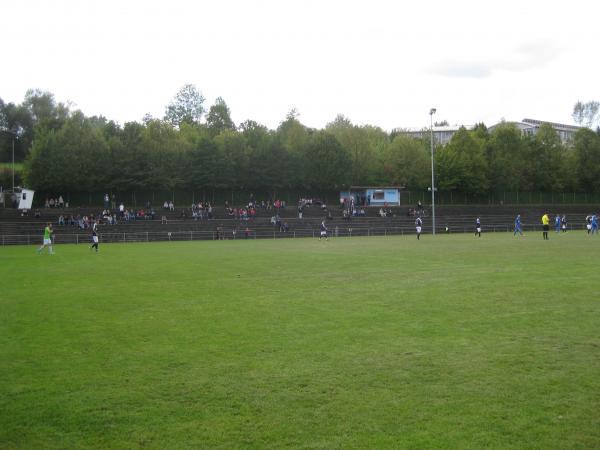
[1,233,599,449]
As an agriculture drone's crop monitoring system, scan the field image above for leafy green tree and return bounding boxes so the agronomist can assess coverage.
[486,123,525,191]
[522,124,565,191]
[206,97,235,135]
[241,120,287,190]
[164,84,205,128]
[325,115,385,185]
[25,111,108,192]
[573,128,600,192]
[304,131,351,190]
[213,129,248,190]
[439,127,488,194]
[382,135,429,189]
[141,119,187,190]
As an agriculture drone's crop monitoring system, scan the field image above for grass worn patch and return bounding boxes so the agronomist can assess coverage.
[1,233,599,449]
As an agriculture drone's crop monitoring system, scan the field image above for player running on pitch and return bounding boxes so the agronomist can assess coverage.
[415,216,423,240]
[37,223,55,254]
[475,217,482,237]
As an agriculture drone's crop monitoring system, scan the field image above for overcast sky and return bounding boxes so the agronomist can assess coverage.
[2,0,598,130]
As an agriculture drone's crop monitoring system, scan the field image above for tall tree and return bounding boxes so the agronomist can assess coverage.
[206,97,235,135]
[522,124,565,191]
[382,135,429,189]
[486,123,525,191]
[439,127,488,194]
[164,84,205,128]
[573,128,600,192]
[304,131,351,190]
[572,101,600,128]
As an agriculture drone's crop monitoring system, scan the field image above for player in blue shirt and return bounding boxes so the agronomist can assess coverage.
[554,214,561,233]
[592,215,598,235]
[514,214,523,236]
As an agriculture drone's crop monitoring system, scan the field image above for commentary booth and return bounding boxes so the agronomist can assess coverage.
[0,187,35,210]
[340,186,402,207]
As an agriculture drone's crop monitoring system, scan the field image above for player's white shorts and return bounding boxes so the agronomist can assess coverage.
[476,227,481,233]
[320,231,326,237]
[43,238,52,245]
[416,226,422,233]
[587,224,592,230]
[93,236,99,243]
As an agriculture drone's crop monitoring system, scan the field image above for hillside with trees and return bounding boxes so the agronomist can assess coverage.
[2,86,600,201]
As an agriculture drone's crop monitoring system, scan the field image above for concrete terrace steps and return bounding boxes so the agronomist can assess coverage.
[2,204,598,245]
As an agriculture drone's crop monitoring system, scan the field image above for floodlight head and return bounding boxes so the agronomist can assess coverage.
[430,108,437,115]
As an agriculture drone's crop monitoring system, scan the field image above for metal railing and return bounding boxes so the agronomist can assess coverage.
[1,224,592,246]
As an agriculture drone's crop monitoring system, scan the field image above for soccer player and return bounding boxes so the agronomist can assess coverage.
[592,214,599,235]
[561,214,567,233]
[554,214,561,233]
[475,217,481,237]
[541,212,550,240]
[586,215,592,234]
[514,214,523,236]
[319,220,328,240]
[415,216,423,240]
[37,223,55,254]
[90,228,99,252]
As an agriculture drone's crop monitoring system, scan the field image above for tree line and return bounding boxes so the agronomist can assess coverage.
[1,86,600,197]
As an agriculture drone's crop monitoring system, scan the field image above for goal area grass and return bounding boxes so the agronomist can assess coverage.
[1,233,599,449]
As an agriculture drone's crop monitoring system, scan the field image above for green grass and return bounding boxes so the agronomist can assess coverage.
[1,233,600,449]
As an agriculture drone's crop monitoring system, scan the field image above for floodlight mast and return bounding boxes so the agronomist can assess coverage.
[429,108,436,235]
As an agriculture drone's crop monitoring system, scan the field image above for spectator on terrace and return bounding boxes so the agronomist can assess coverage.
[104,193,110,209]
[163,201,169,210]
[270,215,276,226]
[119,202,125,217]
[49,198,55,208]
[180,210,187,220]
[207,205,213,219]
[44,198,50,208]
[298,205,303,219]
[58,196,64,208]
[169,201,174,211]
[35,209,41,218]
[111,194,116,209]
[161,215,168,224]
